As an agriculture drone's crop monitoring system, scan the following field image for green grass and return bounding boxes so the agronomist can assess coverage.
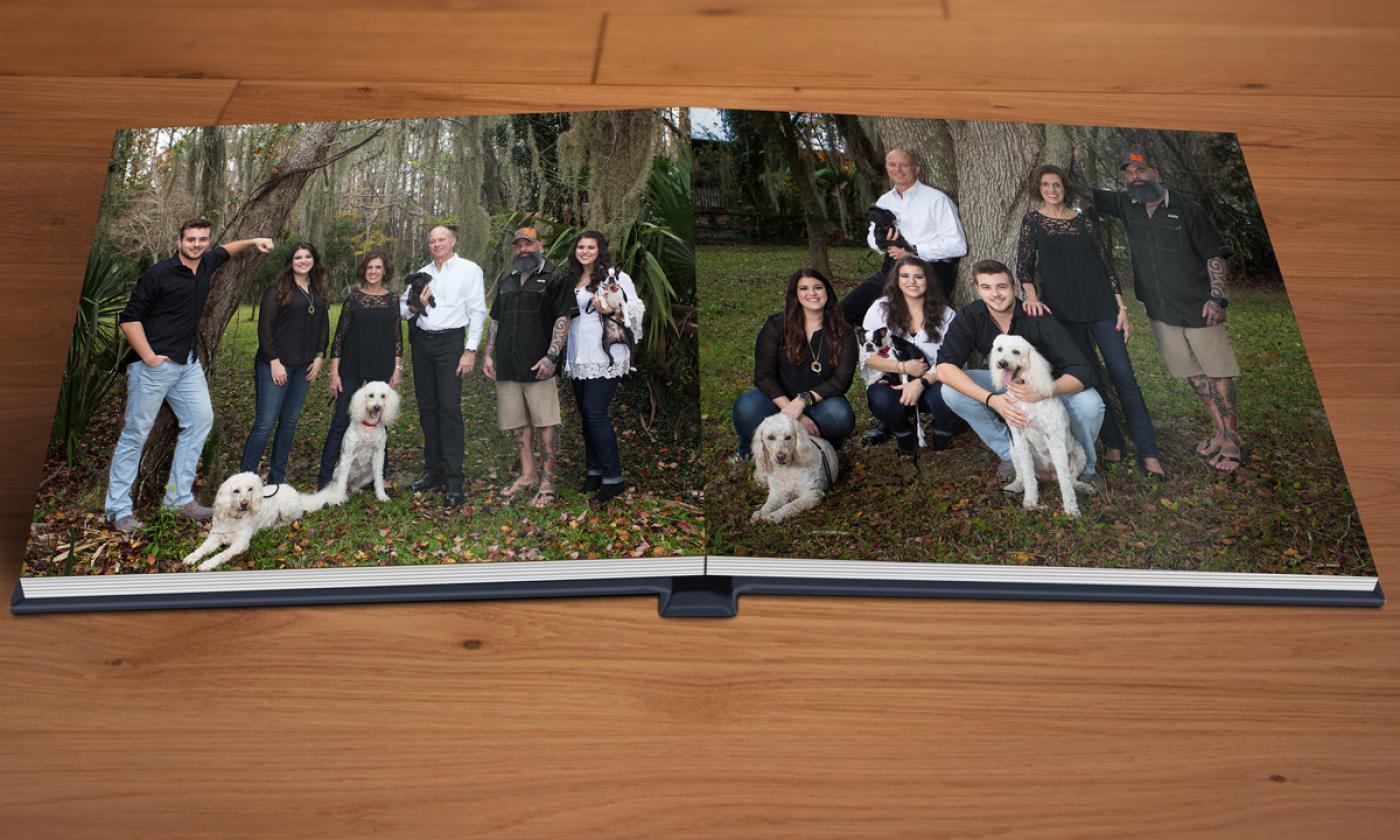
[27,302,703,575]
[700,245,1375,576]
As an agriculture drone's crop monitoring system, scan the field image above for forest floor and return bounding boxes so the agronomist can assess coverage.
[700,245,1375,576]
[26,304,704,575]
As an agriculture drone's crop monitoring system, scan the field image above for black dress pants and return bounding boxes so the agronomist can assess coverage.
[411,328,466,489]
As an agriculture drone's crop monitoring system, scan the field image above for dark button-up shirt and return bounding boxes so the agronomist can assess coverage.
[119,245,230,364]
[753,312,858,402]
[1092,188,1232,328]
[488,258,577,382]
[935,299,1096,388]
[255,282,330,367]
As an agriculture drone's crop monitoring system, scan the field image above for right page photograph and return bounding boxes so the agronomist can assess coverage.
[694,109,1378,602]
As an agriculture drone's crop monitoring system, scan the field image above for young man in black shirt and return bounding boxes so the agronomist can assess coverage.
[482,227,577,508]
[104,219,274,533]
[935,259,1107,492]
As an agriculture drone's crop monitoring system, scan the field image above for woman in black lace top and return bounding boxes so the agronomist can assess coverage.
[316,250,404,489]
[1015,164,1165,479]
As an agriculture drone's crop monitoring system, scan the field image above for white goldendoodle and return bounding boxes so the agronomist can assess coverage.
[308,380,401,508]
[989,334,1093,517]
[181,472,318,571]
[749,412,840,523]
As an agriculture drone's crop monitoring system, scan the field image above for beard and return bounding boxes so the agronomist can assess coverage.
[513,253,543,275]
[1127,180,1165,204]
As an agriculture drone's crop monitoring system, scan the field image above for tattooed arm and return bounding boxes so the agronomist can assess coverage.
[1204,256,1229,325]
[531,316,569,380]
[481,320,498,380]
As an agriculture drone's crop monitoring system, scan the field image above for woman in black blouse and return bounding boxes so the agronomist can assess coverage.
[1015,164,1165,479]
[316,249,404,489]
[731,268,857,459]
[240,241,330,484]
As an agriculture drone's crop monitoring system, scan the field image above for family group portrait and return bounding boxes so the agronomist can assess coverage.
[695,109,1375,577]
[26,109,703,576]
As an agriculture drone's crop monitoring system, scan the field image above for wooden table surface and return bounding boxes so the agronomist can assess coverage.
[3,2,1398,836]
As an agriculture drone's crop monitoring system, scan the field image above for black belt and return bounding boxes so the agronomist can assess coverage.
[417,325,465,336]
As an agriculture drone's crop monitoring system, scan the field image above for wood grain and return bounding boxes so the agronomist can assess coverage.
[2,2,1399,837]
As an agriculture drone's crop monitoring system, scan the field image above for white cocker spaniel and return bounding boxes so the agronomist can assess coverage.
[309,380,401,508]
[988,334,1093,517]
[749,412,839,523]
[181,472,321,571]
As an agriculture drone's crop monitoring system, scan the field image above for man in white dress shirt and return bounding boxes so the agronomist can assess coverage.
[841,148,968,444]
[401,225,488,507]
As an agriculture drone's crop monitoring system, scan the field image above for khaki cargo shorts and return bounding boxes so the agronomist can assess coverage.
[496,378,562,430]
[1149,319,1241,379]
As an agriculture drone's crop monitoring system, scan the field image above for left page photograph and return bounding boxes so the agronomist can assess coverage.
[16,110,704,612]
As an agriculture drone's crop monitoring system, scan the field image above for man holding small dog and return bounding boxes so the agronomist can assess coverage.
[936,259,1107,492]
[842,148,968,446]
[401,224,488,508]
[104,219,275,533]
[1081,148,1245,473]
[482,227,577,508]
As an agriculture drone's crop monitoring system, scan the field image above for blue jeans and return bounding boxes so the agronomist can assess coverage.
[940,369,1106,475]
[571,377,623,483]
[1065,319,1161,460]
[731,388,855,458]
[865,379,956,442]
[317,373,363,489]
[240,359,313,484]
[104,355,215,519]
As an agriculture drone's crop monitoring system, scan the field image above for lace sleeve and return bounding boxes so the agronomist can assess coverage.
[618,271,645,345]
[1014,212,1039,293]
[330,291,355,359]
[1082,215,1122,296]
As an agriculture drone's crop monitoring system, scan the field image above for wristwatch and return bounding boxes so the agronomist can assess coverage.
[798,391,815,408]
[1209,294,1229,308]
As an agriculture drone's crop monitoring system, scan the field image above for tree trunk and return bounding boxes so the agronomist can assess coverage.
[835,113,885,210]
[133,121,343,507]
[768,111,831,279]
[948,120,1044,304]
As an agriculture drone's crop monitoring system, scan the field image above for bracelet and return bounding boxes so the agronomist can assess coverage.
[984,392,995,407]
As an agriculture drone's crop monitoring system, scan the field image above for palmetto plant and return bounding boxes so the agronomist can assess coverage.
[52,243,135,464]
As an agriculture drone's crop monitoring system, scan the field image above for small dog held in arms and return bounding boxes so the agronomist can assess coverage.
[311,381,401,508]
[181,473,327,571]
[749,413,839,523]
[866,206,916,254]
[988,334,1094,517]
[596,267,637,362]
[403,271,435,345]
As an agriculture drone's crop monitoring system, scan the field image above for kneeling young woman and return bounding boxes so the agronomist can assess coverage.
[860,256,958,464]
[732,268,857,460]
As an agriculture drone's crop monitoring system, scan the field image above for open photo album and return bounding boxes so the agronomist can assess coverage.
[12,108,1381,616]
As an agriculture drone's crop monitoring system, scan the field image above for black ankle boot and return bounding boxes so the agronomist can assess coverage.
[580,475,602,494]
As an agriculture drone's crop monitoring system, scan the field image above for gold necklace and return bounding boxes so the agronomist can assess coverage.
[808,329,824,374]
[297,282,315,315]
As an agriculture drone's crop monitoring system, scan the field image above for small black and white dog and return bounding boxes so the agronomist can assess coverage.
[594,267,636,362]
[866,206,915,254]
[860,326,923,387]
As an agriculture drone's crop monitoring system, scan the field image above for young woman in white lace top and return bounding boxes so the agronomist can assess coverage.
[563,230,646,508]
